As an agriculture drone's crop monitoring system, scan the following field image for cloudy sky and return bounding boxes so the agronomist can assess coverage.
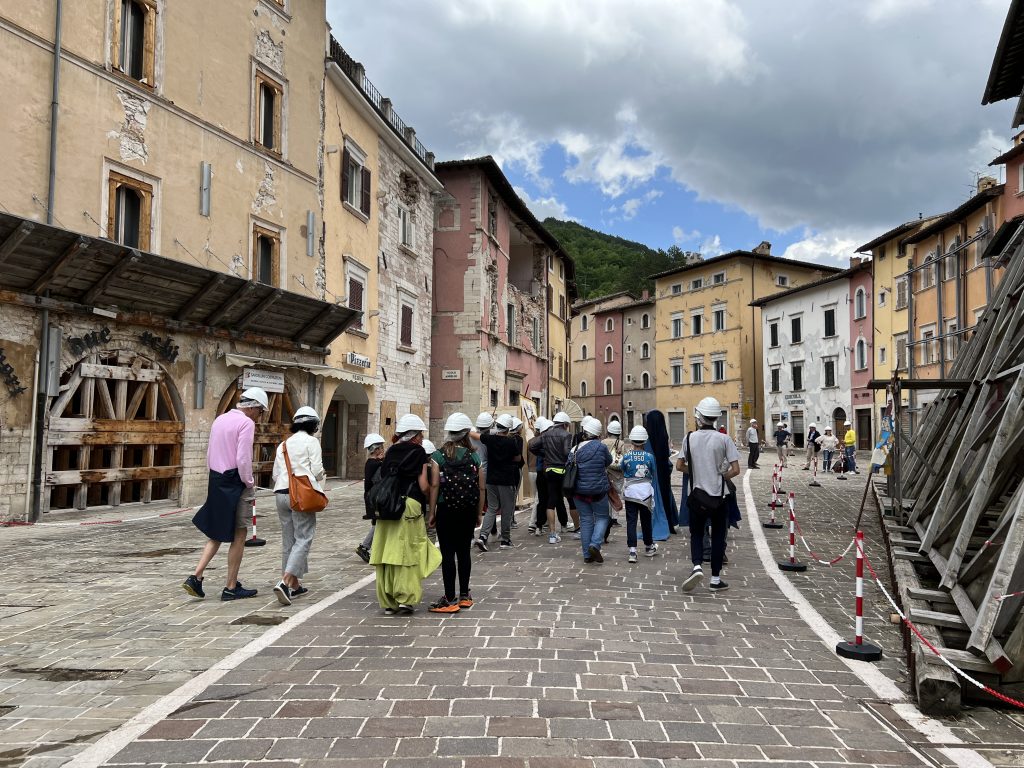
[327,0,1015,266]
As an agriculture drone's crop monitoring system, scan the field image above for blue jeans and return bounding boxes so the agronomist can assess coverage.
[822,450,834,472]
[575,494,610,558]
[844,446,857,472]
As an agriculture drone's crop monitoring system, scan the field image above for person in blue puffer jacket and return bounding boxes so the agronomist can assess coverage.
[570,416,613,564]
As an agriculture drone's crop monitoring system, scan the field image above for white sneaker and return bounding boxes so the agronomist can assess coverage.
[682,566,703,592]
[644,544,659,557]
[548,533,561,544]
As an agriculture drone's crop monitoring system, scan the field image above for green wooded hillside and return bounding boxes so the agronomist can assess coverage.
[542,218,693,301]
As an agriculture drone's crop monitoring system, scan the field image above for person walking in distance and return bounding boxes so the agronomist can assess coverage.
[183,387,268,601]
[571,417,613,564]
[679,397,741,592]
[843,420,859,474]
[621,426,658,562]
[746,419,760,469]
[477,414,521,550]
[370,413,441,614]
[271,406,326,606]
[602,420,625,531]
[355,433,386,563]
[427,413,484,614]
[527,417,552,536]
[816,426,840,473]
[534,411,575,544]
[802,423,821,471]
[773,421,790,468]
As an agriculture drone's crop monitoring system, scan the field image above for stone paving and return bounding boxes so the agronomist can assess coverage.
[2,458,1024,767]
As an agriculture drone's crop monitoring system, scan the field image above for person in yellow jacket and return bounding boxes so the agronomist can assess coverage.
[842,420,859,475]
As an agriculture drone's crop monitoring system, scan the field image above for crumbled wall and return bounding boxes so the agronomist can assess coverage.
[116,91,149,164]
[254,28,284,72]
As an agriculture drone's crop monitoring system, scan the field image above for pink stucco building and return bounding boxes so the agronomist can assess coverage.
[848,258,875,449]
[593,304,624,425]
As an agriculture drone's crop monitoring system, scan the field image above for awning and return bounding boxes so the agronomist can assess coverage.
[223,353,374,387]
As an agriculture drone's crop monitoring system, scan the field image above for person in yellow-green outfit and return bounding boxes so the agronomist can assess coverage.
[842,420,859,475]
[369,413,441,615]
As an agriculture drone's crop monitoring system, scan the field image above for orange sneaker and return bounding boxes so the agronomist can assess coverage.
[458,593,474,609]
[428,597,460,614]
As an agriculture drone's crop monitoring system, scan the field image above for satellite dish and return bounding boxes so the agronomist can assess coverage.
[561,398,585,422]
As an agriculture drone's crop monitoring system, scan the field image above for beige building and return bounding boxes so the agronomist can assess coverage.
[620,293,657,433]
[0,2,362,520]
[546,250,578,416]
[652,244,839,446]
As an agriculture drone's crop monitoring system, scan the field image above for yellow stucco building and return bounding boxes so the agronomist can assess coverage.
[546,250,578,416]
[652,244,839,446]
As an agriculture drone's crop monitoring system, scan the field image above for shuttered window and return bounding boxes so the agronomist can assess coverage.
[341,146,372,218]
[400,304,413,347]
[348,276,363,330]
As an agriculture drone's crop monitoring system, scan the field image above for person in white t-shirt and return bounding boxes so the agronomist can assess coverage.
[676,396,740,593]
[746,419,760,469]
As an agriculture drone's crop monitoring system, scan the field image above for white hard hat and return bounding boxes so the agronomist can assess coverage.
[629,425,649,443]
[808,423,816,429]
[475,412,494,429]
[750,419,757,424]
[421,439,436,454]
[510,417,523,432]
[239,387,269,410]
[495,413,514,430]
[777,422,785,428]
[444,412,474,433]
[582,416,602,437]
[695,396,721,420]
[844,420,852,427]
[824,426,833,431]
[364,433,385,450]
[396,413,427,435]
[535,417,552,434]
[293,406,319,422]
[553,411,571,425]
[607,420,622,436]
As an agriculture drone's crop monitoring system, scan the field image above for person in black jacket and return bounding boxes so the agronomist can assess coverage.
[802,423,821,471]
[476,414,522,551]
[355,433,386,563]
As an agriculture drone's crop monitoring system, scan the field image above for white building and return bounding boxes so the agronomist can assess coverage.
[752,268,858,448]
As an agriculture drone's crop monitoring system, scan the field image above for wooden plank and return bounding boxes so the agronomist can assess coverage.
[94,377,116,420]
[293,303,338,342]
[205,281,256,326]
[906,587,955,603]
[235,288,282,332]
[82,250,140,305]
[48,366,83,420]
[968,486,1024,657]
[80,363,162,382]
[0,221,36,266]
[922,648,999,674]
[45,430,183,446]
[175,273,227,321]
[31,236,88,294]
[907,609,967,629]
[46,466,182,485]
[49,418,183,434]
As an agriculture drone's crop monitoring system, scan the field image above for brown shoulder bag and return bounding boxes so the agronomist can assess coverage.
[282,441,329,513]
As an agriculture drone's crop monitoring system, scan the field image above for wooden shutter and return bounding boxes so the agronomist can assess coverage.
[341,149,350,202]
[348,276,363,329]
[360,167,371,216]
[400,305,413,346]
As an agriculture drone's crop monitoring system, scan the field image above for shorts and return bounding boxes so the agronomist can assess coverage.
[236,485,256,529]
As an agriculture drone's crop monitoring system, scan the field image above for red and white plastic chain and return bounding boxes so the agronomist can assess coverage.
[857,539,1024,711]
[994,590,1024,603]
[786,502,855,566]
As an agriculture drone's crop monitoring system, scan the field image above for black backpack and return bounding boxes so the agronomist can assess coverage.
[437,449,479,513]
[366,464,416,521]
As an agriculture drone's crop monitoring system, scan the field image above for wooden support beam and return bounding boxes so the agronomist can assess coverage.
[235,289,282,332]
[968,486,1024,657]
[867,378,972,390]
[294,303,337,342]
[175,273,226,321]
[907,609,967,629]
[82,250,140,305]
[205,281,256,326]
[31,236,88,294]
[0,221,35,265]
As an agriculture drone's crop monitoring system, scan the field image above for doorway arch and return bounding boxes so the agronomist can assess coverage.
[832,407,847,439]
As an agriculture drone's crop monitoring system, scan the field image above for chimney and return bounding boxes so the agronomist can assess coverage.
[977,175,997,192]
[753,241,772,255]
[850,256,862,268]
[641,289,649,300]
[380,97,395,125]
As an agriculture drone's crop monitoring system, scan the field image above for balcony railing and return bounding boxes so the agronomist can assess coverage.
[328,38,433,171]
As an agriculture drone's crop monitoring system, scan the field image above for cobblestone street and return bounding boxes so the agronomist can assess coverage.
[1,461,1023,768]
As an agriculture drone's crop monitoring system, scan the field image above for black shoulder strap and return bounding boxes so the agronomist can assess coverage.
[685,432,693,491]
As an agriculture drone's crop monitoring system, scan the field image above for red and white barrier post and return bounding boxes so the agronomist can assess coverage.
[763,466,784,529]
[835,450,848,481]
[809,456,821,488]
[777,493,807,572]
[244,496,266,547]
[836,531,882,660]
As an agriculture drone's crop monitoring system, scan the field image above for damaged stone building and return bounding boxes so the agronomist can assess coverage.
[430,157,573,433]
[0,1,362,520]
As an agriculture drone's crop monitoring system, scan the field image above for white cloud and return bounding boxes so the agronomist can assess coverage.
[781,229,868,267]
[700,234,725,258]
[672,226,702,243]
[454,112,547,184]
[863,0,933,23]
[513,186,574,222]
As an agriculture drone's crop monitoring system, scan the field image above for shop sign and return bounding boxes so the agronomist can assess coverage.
[784,394,804,404]
[67,327,111,357]
[139,331,179,363]
[441,369,461,380]
[347,352,371,369]
[242,368,285,393]
[0,348,26,396]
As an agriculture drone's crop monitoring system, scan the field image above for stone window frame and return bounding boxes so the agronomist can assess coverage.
[640,342,651,360]
[604,345,614,363]
[855,337,869,371]
[671,313,683,339]
[111,0,159,89]
[769,366,781,393]
[397,286,418,352]
[397,203,416,254]
[252,63,287,158]
[580,344,588,360]
[689,355,704,385]
[690,308,704,337]
[711,353,726,383]
[670,358,683,386]
[822,357,838,389]
[768,319,780,348]
[641,371,651,389]
[604,377,614,396]
[103,160,159,252]
[791,361,804,392]
[344,256,370,336]
[341,138,371,221]
[106,169,154,251]
[580,380,588,398]
[259,0,291,21]
[712,303,726,332]
[823,305,837,338]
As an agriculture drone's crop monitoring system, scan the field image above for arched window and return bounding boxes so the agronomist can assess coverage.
[640,342,650,359]
[604,377,613,395]
[856,338,868,370]
[855,287,866,319]
[580,380,588,397]
[604,345,613,363]
[605,317,614,332]
[580,344,588,360]
[641,313,650,329]
[581,315,588,331]
[641,371,650,389]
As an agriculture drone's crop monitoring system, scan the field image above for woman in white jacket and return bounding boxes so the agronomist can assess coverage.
[271,406,326,605]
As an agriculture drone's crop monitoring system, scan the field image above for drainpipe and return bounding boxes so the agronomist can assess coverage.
[906,259,915,433]
[30,0,63,521]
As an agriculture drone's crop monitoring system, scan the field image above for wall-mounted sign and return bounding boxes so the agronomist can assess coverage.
[67,327,111,357]
[784,394,804,404]
[139,331,179,363]
[0,349,26,397]
[242,368,285,393]
[441,369,461,380]
[347,352,371,369]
